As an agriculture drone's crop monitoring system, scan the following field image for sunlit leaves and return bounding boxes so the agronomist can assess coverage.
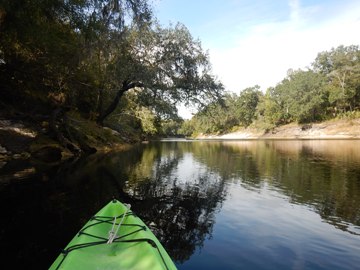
[191,45,360,135]
[313,45,360,113]
[236,86,262,127]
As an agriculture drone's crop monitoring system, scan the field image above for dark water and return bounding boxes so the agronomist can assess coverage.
[1,140,360,269]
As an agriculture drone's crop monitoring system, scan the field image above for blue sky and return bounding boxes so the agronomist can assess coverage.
[154,0,360,118]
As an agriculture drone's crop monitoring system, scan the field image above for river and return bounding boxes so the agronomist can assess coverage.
[0,140,359,269]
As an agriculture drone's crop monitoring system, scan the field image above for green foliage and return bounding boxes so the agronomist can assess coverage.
[279,70,327,123]
[179,120,195,137]
[1,1,359,140]
[1,0,224,140]
[126,23,224,117]
[191,97,234,134]
[335,110,360,120]
[191,45,360,135]
[313,45,360,113]
[236,86,262,127]
[136,107,158,135]
[182,88,262,135]
[0,0,81,111]
[256,88,286,127]
[160,119,184,137]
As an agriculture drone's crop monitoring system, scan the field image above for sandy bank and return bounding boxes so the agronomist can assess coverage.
[196,118,360,140]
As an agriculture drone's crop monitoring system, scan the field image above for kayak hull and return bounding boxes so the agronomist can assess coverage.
[49,200,176,270]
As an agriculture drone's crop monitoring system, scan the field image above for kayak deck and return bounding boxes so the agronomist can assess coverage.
[50,200,177,270]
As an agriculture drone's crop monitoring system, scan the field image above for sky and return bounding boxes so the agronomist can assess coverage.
[154,0,360,118]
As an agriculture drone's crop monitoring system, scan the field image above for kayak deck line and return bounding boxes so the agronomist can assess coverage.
[78,212,147,241]
[58,238,169,270]
[50,200,176,270]
[108,203,131,244]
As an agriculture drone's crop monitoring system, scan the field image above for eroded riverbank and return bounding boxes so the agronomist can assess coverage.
[196,118,360,140]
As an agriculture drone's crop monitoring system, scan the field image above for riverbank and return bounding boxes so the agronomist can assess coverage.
[195,118,360,140]
[2,114,360,163]
[0,113,133,162]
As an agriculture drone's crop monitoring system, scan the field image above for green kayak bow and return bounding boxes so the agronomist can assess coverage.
[49,199,177,270]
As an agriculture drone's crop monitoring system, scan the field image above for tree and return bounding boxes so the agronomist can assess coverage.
[75,0,152,121]
[160,119,184,137]
[0,0,155,151]
[257,70,327,124]
[179,119,195,137]
[1,0,81,107]
[96,23,224,124]
[256,87,286,127]
[236,86,262,127]
[188,93,237,134]
[281,70,327,123]
[313,45,360,113]
[0,0,224,151]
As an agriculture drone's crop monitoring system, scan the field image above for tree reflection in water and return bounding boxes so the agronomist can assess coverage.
[189,140,360,235]
[114,139,360,262]
[119,142,228,262]
[1,140,360,269]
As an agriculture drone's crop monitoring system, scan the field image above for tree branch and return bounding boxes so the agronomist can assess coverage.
[97,80,144,125]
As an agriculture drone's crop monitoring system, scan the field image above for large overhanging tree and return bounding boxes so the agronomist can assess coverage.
[1,0,224,152]
[0,0,153,101]
[96,22,224,124]
[1,0,153,146]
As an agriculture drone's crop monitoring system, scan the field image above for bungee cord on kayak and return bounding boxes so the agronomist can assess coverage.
[50,200,175,270]
[108,203,131,244]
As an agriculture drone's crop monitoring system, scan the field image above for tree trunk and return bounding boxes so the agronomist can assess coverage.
[97,80,144,125]
[50,107,81,154]
[96,88,104,119]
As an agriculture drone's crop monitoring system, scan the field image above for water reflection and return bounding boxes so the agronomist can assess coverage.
[184,140,360,235]
[0,140,360,269]
[118,142,228,262]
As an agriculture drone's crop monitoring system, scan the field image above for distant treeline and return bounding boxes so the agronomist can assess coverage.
[1,1,359,141]
[181,45,360,136]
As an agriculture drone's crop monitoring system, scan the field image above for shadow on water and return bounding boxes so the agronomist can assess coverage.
[0,140,360,268]
[0,142,227,268]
